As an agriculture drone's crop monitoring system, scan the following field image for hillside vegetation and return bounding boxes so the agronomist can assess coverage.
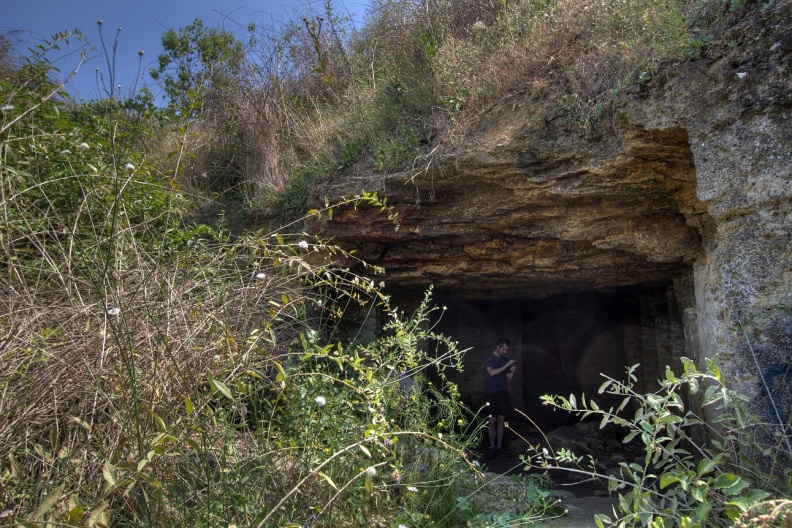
[1,1,790,526]
[128,0,733,217]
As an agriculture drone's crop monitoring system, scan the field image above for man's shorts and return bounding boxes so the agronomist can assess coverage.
[485,391,512,417]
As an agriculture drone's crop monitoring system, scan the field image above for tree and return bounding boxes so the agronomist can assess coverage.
[149,18,254,116]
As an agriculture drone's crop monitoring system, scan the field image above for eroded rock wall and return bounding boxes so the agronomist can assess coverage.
[622,3,791,444]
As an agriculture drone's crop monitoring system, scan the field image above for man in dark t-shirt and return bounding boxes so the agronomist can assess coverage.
[484,337,516,459]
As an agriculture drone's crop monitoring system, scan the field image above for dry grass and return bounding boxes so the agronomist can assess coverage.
[0,220,382,522]
[434,0,698,119]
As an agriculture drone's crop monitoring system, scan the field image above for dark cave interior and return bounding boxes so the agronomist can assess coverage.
[428,281,688,432]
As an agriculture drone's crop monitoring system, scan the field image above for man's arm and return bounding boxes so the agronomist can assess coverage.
[486,360,515,377]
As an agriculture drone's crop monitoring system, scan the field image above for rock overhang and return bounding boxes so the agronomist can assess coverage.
[308,121,706,301]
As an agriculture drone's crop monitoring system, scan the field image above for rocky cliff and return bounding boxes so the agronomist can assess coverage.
[308,1,791,446]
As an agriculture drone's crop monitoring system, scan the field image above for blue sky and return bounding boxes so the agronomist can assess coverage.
[1,0,366,101]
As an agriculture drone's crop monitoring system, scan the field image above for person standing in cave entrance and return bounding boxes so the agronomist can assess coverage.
[484,337,517,460]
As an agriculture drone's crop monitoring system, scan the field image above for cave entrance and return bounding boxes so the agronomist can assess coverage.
[431,281,687,432]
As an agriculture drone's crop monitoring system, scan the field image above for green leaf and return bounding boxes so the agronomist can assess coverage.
[691,482,708,502]
[693,502,710,524]
[86,500,109,527]
[208,373,234,400]
[184,396,194,414]
[659,414,683,425]
[273,361,287,386]
[599,414,609,429]
[713,473,749,495]
[103,460,117,487]
[712,473,739,490]
[659,472,680,489]
[359,444,372,458]
[622,430,639,444]
[724,491,767,518]
[35,483,65,519]
[8,453,22,478]
[696,458,716,475]
[317,471,338,490]
[152,411,167,431]
[67,505,85,524]
[723,479,750,496]
[724,507,741,521]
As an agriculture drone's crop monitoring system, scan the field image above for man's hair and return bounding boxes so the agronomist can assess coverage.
[496,337,510,347]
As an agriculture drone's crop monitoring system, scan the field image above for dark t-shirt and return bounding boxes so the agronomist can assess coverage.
[484,353,510,395]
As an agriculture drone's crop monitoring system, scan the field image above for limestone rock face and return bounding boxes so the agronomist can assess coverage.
[308,2,791,449]
[313,113,704,300]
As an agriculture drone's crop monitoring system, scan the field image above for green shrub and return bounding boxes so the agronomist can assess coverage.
[535,357,791,527]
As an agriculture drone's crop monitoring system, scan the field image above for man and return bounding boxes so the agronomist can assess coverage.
[484,337,516,459]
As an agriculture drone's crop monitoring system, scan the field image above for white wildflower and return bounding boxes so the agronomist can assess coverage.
[406,486,418,493]
[736,72,748,79]
[365,466,377,477]
[473,460,480,467]
[298,240,309,249]
[438,433,443,440]
[0,104,13,112]
[124,163,135,171]
[255,272,266,280]
[60,149,71,155]
[77,142,90,151]
[314,395,326,407]
[106,307,121,316]
[213,355,221,362]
